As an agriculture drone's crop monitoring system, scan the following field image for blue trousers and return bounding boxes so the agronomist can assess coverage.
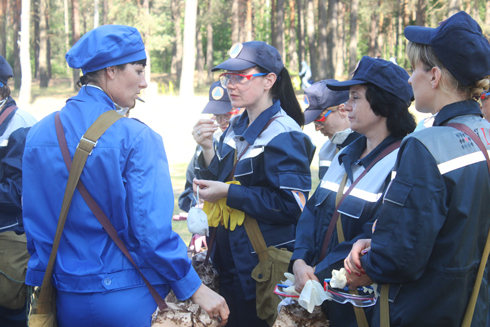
[56,285,165,327]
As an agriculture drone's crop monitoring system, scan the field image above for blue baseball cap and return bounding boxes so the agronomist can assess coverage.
[201,81,233,114]
[211,41,284,75]
[303,79,349,125]
[0,55,13,87]
[404,11,490,86]
[326,56,413,106]
[66,25,146,75]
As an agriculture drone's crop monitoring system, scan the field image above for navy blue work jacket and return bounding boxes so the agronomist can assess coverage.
[291,134,400,326]
[318,129,361,180]
[363,101,490,327]
[0,97,37,233]
[197,100,315,300]
[23,86,201,300]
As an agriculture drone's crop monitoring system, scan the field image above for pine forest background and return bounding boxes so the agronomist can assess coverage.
[3,0,490,101]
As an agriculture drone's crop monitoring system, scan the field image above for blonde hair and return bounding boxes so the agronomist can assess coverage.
[406,41,490,100]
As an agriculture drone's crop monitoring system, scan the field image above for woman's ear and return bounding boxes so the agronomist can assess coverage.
[337,104,348,118]
[430,66,442,89]
[263,73,277,91]
[106,66,117,80]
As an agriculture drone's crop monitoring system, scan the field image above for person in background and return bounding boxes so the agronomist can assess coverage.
[480,91,490,120]
[23,25,228,327]
[299,61,312,89]
[345,11,490,326]
[192,41,315,327]
[177,81,238,220]
[303,79,360,179]
[291,56,415,327]
[0,55,37,327]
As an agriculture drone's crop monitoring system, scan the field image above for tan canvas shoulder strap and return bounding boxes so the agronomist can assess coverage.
[36,110,122,314]
[243,215,270,262]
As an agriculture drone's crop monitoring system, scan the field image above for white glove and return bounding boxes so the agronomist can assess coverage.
[298,280,331,313]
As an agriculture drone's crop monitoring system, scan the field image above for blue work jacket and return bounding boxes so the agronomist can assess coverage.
[291,134,400,326]
[197,100,315,300]
[363,101,490,326]
[23,86,201,300]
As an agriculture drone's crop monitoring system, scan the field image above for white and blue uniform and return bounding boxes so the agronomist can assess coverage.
[23,86,201,326]
[318,128,360,179]
[291,134,401,327]
[197,100,315,324]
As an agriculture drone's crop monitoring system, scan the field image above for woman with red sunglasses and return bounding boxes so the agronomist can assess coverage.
[192,41,315,327]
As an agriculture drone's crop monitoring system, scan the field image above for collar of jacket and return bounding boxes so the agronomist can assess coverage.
[68,85,116,111]
[338,134,401,183]
[434,100,482,126]
[231,99,282,145]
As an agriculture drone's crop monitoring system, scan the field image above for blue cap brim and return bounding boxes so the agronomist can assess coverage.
[211,58,256,72]
[326,79,367,91]
[404,25,434,45]
[304,109,323,125]
[201,100,233,114]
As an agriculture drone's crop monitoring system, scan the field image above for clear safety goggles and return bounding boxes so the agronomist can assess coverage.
[324,280,377,308]
[219,72,268,88]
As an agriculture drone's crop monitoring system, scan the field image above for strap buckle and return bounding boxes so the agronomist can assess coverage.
[77,136,98,155]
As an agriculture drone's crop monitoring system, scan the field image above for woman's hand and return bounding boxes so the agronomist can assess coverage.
[345,270,373,290]
[190,284,229,326]
[192,119,218,151]
[344,239,371,276]
[193,179,230,203]
[292,259,319,293]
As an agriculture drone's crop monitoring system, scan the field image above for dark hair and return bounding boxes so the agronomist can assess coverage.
[256,66,304,127]
[77,58,147,88]
[364,83,416,138]
[0,84,11,100]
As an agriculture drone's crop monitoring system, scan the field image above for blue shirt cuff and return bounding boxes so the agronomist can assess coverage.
[169,266,202,301]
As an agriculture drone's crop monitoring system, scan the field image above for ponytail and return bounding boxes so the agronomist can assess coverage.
[257,66,304,127]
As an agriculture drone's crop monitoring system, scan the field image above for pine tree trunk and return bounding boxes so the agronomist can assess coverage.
[143,0,150,96]
[335,1,345,77]
[306,0,316,80]
[18,0,31,105]
[416,0,426,26]
[64,0,70,73]
[288,0,298,72]
[94,0,99,28]
[246,0,252,41]
[448,0,461,17]
[196,24,204,87]
[238,0,246,42]
[206,0,213,83]
[0,0,6,58]
[348,0,358,73]
[317,0,327,80]
[326,0,338,78]
[13,0,21,90]
[47,14,51,79]
[180,0,197,97]
[275,0,285,61]
[296,0,303,71]
[171,0,183,82]
[71,0,80,90]
[486,0,490,25]
[39,0,49,88]
[33,0,40,78]
[232,0,239,44]
[271,0,276,48]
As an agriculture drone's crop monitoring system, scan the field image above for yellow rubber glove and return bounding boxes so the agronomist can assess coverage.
[202,181,245,231]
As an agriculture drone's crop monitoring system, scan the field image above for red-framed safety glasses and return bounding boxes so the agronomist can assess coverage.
[219,72,268,88]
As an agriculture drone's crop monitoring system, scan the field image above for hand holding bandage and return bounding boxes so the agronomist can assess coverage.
[202,181,245,231]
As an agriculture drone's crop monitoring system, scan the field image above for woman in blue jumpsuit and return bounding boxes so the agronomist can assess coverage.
[290,56,415,327]
[345,11,490,327]
[192,41,315,327]
[22,25,229,327]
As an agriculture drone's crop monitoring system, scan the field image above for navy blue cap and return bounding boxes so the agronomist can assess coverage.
[326,56,413,105]
[404,11,490,86]
[0,56,13,87]
[303,79,349,125]
[66,25,146,75]
[201,81,233,114]
[211,41,284,75]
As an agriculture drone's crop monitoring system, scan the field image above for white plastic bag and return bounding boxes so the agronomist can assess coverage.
[187,188,209,236]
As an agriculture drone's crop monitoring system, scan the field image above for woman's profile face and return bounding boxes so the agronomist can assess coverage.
[345,85,386,136]
[110,63,147,108]
[408,61,433,114]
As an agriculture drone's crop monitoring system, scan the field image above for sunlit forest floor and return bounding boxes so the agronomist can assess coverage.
[11,76,428,245]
